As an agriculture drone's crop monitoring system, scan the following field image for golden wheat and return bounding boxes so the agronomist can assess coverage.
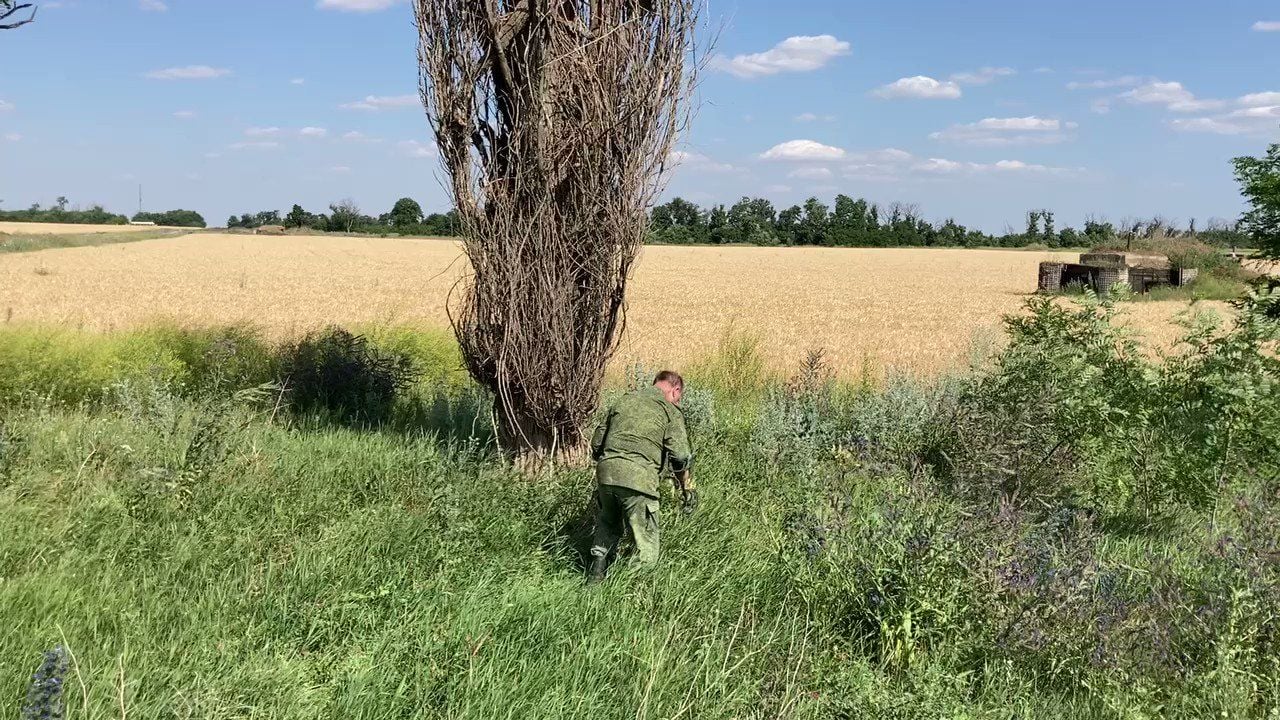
[0,230,1233,376]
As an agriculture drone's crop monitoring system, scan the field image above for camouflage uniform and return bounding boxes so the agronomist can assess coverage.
[589,385,693,565]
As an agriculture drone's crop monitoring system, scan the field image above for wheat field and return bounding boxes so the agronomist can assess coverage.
[0,229,1229,376]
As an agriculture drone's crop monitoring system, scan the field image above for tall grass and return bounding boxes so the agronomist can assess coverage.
[1,289,1278,717]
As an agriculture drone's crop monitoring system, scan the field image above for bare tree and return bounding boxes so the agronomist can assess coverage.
[0,1,36,30]
[414,0,701,458]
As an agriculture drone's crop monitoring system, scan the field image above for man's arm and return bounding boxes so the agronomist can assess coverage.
[590,407,614,461]
[662,407,693,475]
[663,407,698,512]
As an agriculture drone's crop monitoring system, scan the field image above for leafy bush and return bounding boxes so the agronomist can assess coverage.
[132,209,207,228]
[277,328,420,424]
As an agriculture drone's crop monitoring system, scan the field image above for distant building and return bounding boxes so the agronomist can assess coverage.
[1038,251,1198,295]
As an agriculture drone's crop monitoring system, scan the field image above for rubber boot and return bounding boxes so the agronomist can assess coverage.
[587,554,608,584]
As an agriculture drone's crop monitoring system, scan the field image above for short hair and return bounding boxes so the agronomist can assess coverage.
[653,370,683,389]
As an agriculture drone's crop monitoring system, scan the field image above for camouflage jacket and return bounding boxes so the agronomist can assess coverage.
[590,386,693,498]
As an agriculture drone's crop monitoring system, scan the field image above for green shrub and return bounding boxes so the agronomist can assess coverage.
[277,328,421,424]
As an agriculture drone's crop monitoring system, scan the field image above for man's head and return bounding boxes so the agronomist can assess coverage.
[653,370,684,405]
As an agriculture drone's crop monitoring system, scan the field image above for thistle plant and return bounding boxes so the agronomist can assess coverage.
[21,646,68,720]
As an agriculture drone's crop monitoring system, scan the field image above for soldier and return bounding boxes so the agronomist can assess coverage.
[587,370,696,583]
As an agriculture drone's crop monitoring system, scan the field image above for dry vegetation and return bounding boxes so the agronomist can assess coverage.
[0,230,1233,376]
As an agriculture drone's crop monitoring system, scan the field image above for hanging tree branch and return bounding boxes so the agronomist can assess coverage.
[0,2,36,30]
[414,0,702,459]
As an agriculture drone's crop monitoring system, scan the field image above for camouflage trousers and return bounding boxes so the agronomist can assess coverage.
[590,484,661,565]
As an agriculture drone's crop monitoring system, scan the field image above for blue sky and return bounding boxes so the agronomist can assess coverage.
[1,0,1278,232]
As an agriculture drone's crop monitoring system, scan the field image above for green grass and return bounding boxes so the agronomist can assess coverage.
[0,229,195,254]
[1123,273,1252,302]
[1,318,1277,718]
[0,391,1098,719]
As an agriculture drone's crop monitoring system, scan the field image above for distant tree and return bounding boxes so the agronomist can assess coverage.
[55,196,69,211]
[650,197,706,243]
[226,215,240,229]
[726,196,776,244]
[253,210,281,227]
[0,1,36,30]
[705,204,729,244]
[1233,141,1280,259]
[284,204,309,229]
[132,209,206,228]
[776,205,802,245]
[1025,210,1041,239]
[799,197,830,245]
[388,197,425,228]
[328,199,360,233]
[1083,216,1115,244]
[423,210,459,236]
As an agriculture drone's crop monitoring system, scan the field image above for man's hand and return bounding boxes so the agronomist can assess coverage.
[681,488,699,515]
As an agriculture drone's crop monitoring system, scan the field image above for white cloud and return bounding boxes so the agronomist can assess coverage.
[317,0,403,10]
[930,116,1075,146]
[4,133,21,142]
[832,147,1078,179]
[759,139,847,161]
[145,65,232,80]
[1169,118,1245,135]
[204,152,222,159]
[342,130,382,143]
[765,184,792,194]
[794,112,836,122]
[786,167,833,180]
[915,158,964,173]
[1252,21,1280,32]
[398,140,437,158]
[915,157,1073,175]
[949,66,1016,86]
[666,150,736,173]
[139,0,167,11]
[0,100,13,112]
[710,35,851,79]
[1090,99,1112,115]
[330,166,352,173]
[300,126,328,138]
[229,141,280,150]
[1239,91,1280,107]
[1172,105,1280,136]
[290,78,306,85]
[873,76,962,100]
[1033,67,1054,74]
[861,148,914,163]
[1066,75,1143,90]
[245,126,281,137]
[340,94,418,111]
[172,110,196,119]
[1122,81,1224,113]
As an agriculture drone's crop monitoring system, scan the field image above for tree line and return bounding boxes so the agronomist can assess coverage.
[649,195,1252,249]
[226,197,460,237]
[0,197,207,228]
